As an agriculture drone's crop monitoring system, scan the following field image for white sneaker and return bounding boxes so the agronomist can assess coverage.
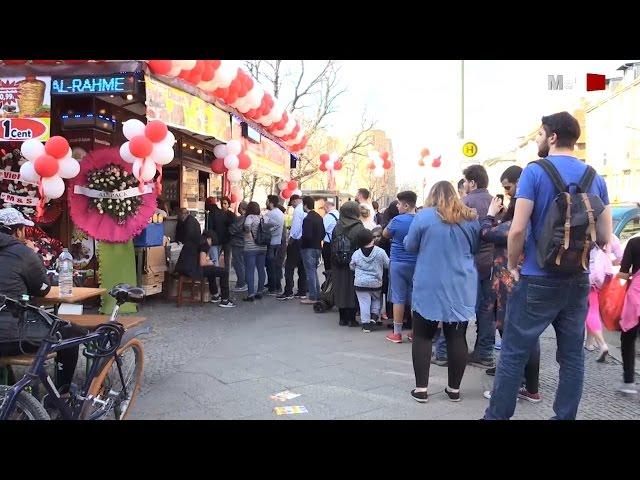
[617,383,639,395]
[483,390,492,400]
[232,285,248,292]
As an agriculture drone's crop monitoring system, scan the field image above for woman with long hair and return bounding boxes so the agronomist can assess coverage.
[404,181,480,402]
[243,201,268,302]
[332,201,367,327]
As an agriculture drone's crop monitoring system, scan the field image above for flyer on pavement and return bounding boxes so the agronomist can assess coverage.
[273,406,308,416]
[270,390,302,402]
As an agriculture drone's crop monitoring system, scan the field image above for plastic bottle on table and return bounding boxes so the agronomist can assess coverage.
[58,248,74,297]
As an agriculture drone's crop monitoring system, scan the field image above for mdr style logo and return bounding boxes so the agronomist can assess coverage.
[547,73,606,92]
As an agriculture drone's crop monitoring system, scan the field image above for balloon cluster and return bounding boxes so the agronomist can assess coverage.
[146,60,308,152]
[210,140,252,185]
[318,153,343,173]
[278,180,301,200]
[366,151,392,178]
[20,137,81,217]
[419,148,441,168]
[119,119,175,193]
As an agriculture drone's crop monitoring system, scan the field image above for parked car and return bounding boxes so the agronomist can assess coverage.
[612,203,640,245]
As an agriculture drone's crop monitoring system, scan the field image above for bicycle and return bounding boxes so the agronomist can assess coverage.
[0,284,150,420]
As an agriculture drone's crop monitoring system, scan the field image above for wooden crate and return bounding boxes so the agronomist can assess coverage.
[141,283,163,296]
[141,272,165,286]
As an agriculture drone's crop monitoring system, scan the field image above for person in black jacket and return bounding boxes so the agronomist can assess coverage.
[0,208,86,392]
[175,209,203,279]
[205,197,235,271]
[300,196,325,304]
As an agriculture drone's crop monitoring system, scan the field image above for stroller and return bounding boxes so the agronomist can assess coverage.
[313,270,335,313]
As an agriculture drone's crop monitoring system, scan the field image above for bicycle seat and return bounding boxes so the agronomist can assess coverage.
[109,284,145,305]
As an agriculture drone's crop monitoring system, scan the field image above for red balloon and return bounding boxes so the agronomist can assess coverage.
[186,70,202,85]
[431,156,442,168]
[420,148,430,158]
[213,87,228,98]
[238,152,252,170]
[44,136,69,159]
[225,92,239,104]
[228,80,241,97]
[281,189,292,199]
[333,161,343,171]
[230,193,238,203]
[2,60,27,65]
[147,60,173,75]
[383,159,392,169]
[145,120,168,143]
[319,153,330,164]
[367,161,375,170]
[211,158,227,175]
[418,158,426,167]
[34,154,59,177]
[381,151,389,161]
[211,60,221,70]
[178,70,191,80]
[201,62,216,82]
[319,163,328,172]
[287,180,298,191]
[129,135,153,158]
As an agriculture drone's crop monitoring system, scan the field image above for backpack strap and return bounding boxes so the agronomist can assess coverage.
[577,165,597,193]
[531,159,567,194]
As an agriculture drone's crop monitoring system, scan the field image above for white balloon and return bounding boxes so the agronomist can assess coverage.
[41,175,65,199]
[167,65,182,77]
[374,167,385,177]
[150,143,174,166]
[227,168,242,183]
[140,159,157,181]
[161,131,176,147]
[292,189,302,196]
[132,160,141,180]
[226,140,242,156]
[329,153,340,163]
[119,142,139,164]
[374,157,384,168]
[245,86,264,109]
[20,139,45,163]
[256,113,274,127]
[174,60,196,71]
[277,181,288,191]
[214,62,238,88]
[213,144,228,159]
[19,161,40,183]
[224,155,240,170]
[368,151,380,160]
[325,160,335,171]
[122,119,146,140]
[233,97,252,113]
[282,117,296,135]
[58,157,80,179]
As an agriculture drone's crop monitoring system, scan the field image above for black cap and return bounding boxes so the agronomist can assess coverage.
[288,194,301,206]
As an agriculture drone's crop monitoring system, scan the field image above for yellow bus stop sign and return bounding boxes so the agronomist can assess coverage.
[462,142,478,158]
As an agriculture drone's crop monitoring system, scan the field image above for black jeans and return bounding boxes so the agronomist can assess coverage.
[621,324,639,384]
[0,322,88,392]
[202,266,230,299]
[322,242,332,271]
[412,311,468,390]
[266,244,284,292]
[339,308,357,326]
[283,239,307,296]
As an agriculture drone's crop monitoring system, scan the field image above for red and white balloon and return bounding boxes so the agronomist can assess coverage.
[367,151,392,178]
[211,139,252,185]
[20,136,80,217]
[119,119,175,193]
[419,148,442,168]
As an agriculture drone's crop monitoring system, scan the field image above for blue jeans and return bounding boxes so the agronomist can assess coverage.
[301,249,321,301]
[266,244,283,292]
[472,276,496,360]
[485,274,589,420]
[244,250,266,297]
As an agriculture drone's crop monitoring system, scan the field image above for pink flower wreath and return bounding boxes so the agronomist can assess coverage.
[68,148,157,243]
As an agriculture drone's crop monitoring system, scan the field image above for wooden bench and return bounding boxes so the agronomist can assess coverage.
[59,314,147,331]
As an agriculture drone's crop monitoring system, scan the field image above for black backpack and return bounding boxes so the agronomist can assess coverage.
[331,229,353,267]
[251,217,273,246]
[533,159,605,274]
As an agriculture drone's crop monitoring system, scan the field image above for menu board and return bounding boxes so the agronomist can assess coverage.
[0,75,51,141]
[182,167,199,210]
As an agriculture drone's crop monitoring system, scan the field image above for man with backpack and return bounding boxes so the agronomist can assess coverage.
[485,111,612,420]
[322,198,339,271]
[300,196,326,305]
[277,194,308,301]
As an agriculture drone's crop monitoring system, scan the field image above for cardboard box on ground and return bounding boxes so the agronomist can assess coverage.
[141,246,168,293]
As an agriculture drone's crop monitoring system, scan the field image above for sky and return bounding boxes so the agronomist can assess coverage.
[317,60,631,188]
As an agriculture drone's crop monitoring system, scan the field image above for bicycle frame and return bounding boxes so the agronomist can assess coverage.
[0,302,149,420]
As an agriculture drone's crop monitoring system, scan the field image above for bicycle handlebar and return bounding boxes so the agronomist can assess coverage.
[0,294,71,330]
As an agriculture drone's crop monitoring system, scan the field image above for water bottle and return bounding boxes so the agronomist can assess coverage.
[58,248,74,297]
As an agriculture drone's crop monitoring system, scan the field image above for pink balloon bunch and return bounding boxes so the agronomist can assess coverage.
[119,119,175,193]
[319,153,343,173]
[20,136,80,217]
[146,60,308,153]
[210,140,252,184]
[279,180,300,200]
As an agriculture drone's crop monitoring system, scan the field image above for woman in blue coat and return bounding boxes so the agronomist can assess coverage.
[404,181,480,403]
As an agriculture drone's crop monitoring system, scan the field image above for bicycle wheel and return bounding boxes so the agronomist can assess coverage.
[0,385,50,420]
[84,338,144,420]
